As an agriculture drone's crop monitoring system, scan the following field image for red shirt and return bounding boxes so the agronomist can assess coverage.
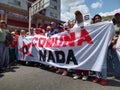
[11,34,19,48]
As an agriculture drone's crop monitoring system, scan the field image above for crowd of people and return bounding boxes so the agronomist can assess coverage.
[0,10,120,85]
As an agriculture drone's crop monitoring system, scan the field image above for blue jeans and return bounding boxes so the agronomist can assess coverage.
[0,42,5,68]
[3,46,9,67]
[15,47,18,62]
[107,48,120,77]
[96,68,107,79]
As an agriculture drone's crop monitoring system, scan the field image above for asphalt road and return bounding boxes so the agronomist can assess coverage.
[0,65,120,90]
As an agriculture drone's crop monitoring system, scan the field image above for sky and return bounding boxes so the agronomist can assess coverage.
[61,0,120,22]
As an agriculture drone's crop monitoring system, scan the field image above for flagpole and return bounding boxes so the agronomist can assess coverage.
[28,7,32,35]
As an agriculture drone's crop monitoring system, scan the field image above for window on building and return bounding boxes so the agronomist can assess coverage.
[55,13,58,18]
[52,0,57,2]
[16,1,21,6]
[8,12,28,21]
[28,0,37,2]
[50,4,57,10]
[50,12,53,17]
[54,6,57,10]
[39,9,46,15]
[50,12,58,19]
[8,0,21,6]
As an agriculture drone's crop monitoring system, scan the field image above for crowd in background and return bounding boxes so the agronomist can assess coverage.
[0,10,120,85]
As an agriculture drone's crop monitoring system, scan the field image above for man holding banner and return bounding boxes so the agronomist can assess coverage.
[108,12,120,79]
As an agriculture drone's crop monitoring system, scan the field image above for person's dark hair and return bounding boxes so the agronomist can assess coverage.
[74,10,82,16]
[93,14,102,23]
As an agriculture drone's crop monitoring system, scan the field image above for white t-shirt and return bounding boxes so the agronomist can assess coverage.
[73,22,84,28]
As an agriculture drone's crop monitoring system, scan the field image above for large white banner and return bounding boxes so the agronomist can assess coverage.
[18,21,114,71]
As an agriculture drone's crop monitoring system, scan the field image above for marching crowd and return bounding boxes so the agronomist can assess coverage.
[0,10,120,85]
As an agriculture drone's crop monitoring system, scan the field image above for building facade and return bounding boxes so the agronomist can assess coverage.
[0,0,62,30]
[46,0,61,19]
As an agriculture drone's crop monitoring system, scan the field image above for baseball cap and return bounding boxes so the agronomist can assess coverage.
[115,12,120,16]
[36,28,43,31]
[50,22,56,25]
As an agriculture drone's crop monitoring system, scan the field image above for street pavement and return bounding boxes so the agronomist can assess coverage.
[0,64,120,90]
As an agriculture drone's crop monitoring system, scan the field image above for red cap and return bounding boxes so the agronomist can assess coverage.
[36,28,43,31]
[36,28,45,35]
[115,12,120,16]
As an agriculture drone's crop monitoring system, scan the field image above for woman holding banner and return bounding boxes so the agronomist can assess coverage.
[92,14,107,85]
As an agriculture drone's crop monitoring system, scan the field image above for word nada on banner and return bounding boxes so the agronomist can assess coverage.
[39,49,78,65]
